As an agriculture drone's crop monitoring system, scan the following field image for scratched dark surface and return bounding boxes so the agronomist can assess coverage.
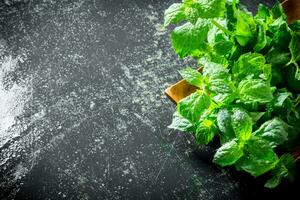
[0,0,298,199]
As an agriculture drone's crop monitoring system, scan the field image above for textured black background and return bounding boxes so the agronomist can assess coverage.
[0,0,298,199]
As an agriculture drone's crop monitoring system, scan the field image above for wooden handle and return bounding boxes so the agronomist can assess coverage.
[292,147,300,162]
[282,0,300,23]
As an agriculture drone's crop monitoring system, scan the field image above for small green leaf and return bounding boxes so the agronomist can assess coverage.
[213,139,243,166]
[178,91,211,123]
[217,108,232,133]
[235,136,278,177]
[217,108,235,144]
[184,7,199,24]
[179,67,203,87]
[164,3,186,27]
[171,19,209,58]
[238,79,273,103]
[168,111,195,132]
[195,119,217,145]
[231,108,252,141]
[253,118,289,148]
[254,23,267,52]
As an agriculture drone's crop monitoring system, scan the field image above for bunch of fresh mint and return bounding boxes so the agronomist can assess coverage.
[165,0,300,188]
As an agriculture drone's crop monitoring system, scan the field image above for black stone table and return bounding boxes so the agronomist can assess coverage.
[0,0,298,199]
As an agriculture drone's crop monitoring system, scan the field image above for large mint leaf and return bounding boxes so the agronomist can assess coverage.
[168,111,195,132]
[164,3,186,27]
[253,118,289,148]
[171,19,209,58]
[233,53,271,81]
[235,136,278,177]
[179,67,203,87]
[238,79,273,103]
[177,91,211,123]
[213,139,243,166]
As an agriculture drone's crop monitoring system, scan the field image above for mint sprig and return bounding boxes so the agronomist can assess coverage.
[165,0,300,188]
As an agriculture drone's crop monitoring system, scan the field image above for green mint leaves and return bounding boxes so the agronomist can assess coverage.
[164,3,186,27]
[171,19,209,58]
[238,79,273,103]
[213,139,243,166]
[165,0,299,188]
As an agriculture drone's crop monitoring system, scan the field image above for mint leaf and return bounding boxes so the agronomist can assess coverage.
[164,3,186,27]
[217,108,232,133]
[253,118,289,148]
[254,23,267,52]
[249,112,265,123]
[231,108,252,141]
[213,139,243,166]
[184,7,200,24]
[265,154,296,189]
[271,2,286,20]
[178,91,211,123]
[288,33,300,65]
[183,0,226,19]
[168,111,195,132]
[267,90,292,113]
[202,61,228,78]
[179,67,203,87]
[171,19,209,58]
[217,108,236,144]
[234,10,256,46]
[195,119,217,145]
[272,21,292,51]
[202,62,236,103]
[236,137,278,177]
[266,48,290,66]
[238,79,273,103]
[209,79,236,104]
[233,53,269,81]
[255,4,272,23]
[213,40,233,56]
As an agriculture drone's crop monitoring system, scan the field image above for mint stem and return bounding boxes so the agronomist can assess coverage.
[211,19,233,36]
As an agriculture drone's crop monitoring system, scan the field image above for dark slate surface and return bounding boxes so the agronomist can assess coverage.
[0,0,298,199]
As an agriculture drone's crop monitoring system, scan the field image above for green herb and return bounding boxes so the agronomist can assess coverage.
[165,0,300,188]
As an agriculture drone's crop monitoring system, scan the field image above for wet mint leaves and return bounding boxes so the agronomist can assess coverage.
[165,0,299,189]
